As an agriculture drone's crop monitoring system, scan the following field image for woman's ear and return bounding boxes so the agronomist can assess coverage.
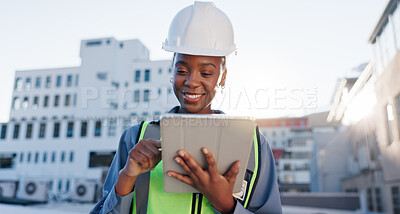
[219,68,227,87]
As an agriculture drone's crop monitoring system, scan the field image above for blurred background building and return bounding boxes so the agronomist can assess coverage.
[0,37,177,203]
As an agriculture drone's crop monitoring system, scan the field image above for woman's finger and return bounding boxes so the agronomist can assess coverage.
[202,147,219,180]
[223,161,240,184]
[167,171,194,187]
[178,150,205,177]
[174,156,199,183]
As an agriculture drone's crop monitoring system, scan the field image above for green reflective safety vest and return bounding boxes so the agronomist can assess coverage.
[132,121,260,214]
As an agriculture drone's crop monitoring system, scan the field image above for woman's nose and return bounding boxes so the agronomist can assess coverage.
[184,73,201,88]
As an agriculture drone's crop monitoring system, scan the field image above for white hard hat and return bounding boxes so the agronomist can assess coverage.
[162,1,236,56]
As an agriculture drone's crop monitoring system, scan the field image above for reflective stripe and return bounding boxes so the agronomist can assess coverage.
[244,127,259,208]
[138,121,150,141]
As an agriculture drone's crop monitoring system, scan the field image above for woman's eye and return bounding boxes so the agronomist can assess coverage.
[176,70,187,74]
[201,73,212,77]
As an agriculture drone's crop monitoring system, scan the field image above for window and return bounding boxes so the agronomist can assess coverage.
[375,188,383,212]
[284,164,292,170]
[168,68,172,73]
[69,151,74,162]
[43,152,47,163]
[158,68,162,74]
[22,97,29,110]
[73,94,77,106]
[108,119,116,136]
[122,119,131,131]
[81,121,87,137]
[66,180,70,191]
[25,77,31,91]
[392,186,400,214]
[35,77,41,89]
[58,180,62,191]
[168,88,172,94]
[46,76,51,88]
[89,151,116,167]
[34,152,39,163]
[94,120,101,137]
[20,152,23,163]
[54,95,60,107]
[13,124,20,139]
[144,69,150,82]
[53,122,60,138]
[39,123,46,138]
[12,97,20,110]
[283,174,294,184]
[66,122,74,138]
[51,151,56,163]
[65,94,70,106]
[387,104,395,144]
[43,96,49,107]
[367,188,373,211]
[97,72,108,80]
[135,70,140,82]
[86,40,102,46]
[134,90,140,103]
[0,153,16,168]
[61,151,65,162]
[56,75,62,87]
[75,74,79,86]
[66,75,72,87]
[26,123,33,139]
[144,89,150,102]
[33,96,39,110]
[27,152,31,163]
[15,78,22,91]
[158,88,161,95]
[1,124,7,139]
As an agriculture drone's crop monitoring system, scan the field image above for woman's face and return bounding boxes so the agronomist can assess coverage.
[172,53,226,114]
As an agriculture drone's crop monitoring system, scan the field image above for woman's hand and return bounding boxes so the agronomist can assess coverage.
[116,139,161,196]
[167,147,240,213]
[122,139,162,177]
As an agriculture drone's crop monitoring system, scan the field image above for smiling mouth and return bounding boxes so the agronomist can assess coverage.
[182,92,205,103]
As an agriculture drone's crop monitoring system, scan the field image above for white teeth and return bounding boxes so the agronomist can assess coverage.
[185,94,201,99]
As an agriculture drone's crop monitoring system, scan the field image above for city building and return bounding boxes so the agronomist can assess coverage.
[324,0,400,212]
[0,37,178,202]
[367,0,400,213]
[257,117,312,192]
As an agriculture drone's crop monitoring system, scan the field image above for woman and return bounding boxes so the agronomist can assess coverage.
[91,2,281,213]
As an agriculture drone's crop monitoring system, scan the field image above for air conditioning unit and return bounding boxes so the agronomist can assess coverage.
[0,181,17,198]
[72,180,98,202]
[18,179,50,202]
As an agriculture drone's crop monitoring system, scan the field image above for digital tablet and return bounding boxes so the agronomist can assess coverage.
[160,113,255,193]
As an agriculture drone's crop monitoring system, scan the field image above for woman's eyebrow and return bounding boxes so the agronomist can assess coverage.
[200,63,217,69]
[175,60,189,67]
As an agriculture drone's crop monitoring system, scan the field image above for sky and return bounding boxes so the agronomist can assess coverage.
[0,0,389,122]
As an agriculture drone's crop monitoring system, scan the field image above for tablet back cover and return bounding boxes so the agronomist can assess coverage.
[160,114,255,193]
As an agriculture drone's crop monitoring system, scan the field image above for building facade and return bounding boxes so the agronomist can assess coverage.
[324,1,400,212]
[368,0,400,213]
[0,37,178,202]
[257,117,312,192]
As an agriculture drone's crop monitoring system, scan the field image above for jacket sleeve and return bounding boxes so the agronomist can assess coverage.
[90,125,140,214]
[214,133,282,214]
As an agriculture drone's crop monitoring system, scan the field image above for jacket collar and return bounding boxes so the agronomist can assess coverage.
[167,106,225,114]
